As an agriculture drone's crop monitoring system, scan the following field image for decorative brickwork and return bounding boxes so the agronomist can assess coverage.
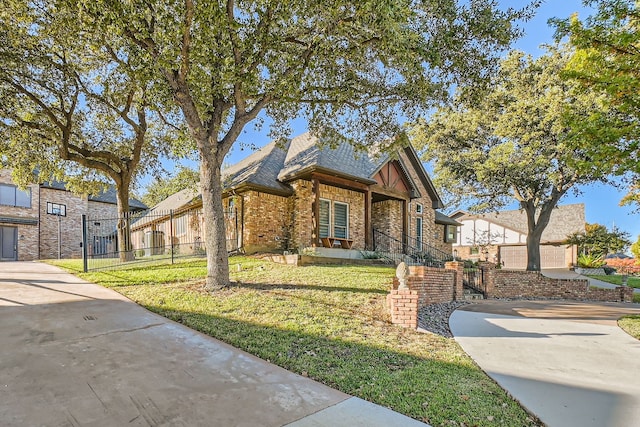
[485,269,634,302]
[387,289,419,329]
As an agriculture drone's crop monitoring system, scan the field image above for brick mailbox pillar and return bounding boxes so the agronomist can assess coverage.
[388,289,419,329]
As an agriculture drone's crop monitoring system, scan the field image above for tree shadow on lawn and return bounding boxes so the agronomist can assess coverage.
[231,281,388,295]
[142,303,542,427]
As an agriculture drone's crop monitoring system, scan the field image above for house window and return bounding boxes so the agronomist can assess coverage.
[416,203,423,214]
[445,225,457,243]
[174,215,187,235]
[46,202,66,216]
[319,199,331,238]
[0,184,31,208]
[416,217,423,250]
[470,247,479,255]
[333,202,348,239]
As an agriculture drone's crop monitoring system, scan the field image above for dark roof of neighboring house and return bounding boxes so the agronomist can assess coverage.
[451,203,586,243]
[435,211,462,226]
[40,181,147,211]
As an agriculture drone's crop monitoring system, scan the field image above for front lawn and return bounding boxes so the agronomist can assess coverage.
[49,257,540,427]
[586,274,640,289]
[619,315,640,340]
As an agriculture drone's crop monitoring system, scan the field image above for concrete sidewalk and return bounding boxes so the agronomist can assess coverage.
[450,300,640,427]
[0,262,426,427]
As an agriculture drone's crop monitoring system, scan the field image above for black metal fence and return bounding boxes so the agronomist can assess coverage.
[463,267,486,297]
[81,207,238,272]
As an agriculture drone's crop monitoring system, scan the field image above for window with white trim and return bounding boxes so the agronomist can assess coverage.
[416,203,423,214]
[46,202,66,216]
[445,225,457,243]
[319,199,331,238]
[333,202,348,239]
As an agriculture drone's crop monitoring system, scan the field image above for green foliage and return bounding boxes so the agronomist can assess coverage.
[49,258,541,426]
[565,223,631,256]
[141,166,199,207]
[552,1,640,208]
[67,0,537,288]
[577,253,606,268]
[411,45,609,270]
[632,235,640,259]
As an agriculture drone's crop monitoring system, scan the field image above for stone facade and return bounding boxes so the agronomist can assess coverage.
[289,179,313,251]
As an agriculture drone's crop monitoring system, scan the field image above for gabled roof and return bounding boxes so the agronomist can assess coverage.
[277,132,382,184]
[222,140,293,196]
[40,181,147,210]
[452,203,586,243]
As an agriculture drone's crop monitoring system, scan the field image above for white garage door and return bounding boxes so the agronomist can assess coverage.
[500,246,527,269]
[500,245,566,269]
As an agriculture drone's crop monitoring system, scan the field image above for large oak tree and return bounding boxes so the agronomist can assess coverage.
[0,0,182,260]
[412,47,610,271]
[553,0,640,208]
[22,0,534,288]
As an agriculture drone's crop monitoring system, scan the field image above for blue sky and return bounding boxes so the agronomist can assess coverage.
[166,0,640,243]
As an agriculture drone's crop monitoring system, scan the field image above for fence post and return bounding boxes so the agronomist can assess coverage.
[170,209,174,265]
[81,214,88,273]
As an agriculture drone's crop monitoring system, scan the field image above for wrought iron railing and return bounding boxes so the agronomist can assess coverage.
[463,268,486,297]
[370,228,454,268]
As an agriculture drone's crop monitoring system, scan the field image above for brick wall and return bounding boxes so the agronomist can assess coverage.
[39,187,90,259]
[392,265,458,306]
[372,199,403,242]
[0,170,40,261]
[290,179,313,251]
[486,269,633,302]
[241,190,290,253]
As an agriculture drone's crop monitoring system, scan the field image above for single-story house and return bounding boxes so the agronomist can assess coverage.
[450,203,585,269]
[132,132,458,258]
[0,169,146,261]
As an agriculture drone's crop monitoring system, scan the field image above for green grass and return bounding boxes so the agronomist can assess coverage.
[48,257,540,427]
[586,274,640,289]
[619,315,640,340]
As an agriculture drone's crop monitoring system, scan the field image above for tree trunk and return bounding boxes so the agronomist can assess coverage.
[523,199,558,271]
[115,182,134,262]
[200,155,230,290]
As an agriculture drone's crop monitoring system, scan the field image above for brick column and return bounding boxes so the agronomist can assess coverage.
[388,289,418,329]
[445,261,464,301]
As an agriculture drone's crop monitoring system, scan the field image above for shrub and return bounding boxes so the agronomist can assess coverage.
[603,266,616,275]
[577,253,605,268]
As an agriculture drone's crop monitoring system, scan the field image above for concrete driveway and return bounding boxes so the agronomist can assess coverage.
[450,300,640,427]
[0,262,426,427]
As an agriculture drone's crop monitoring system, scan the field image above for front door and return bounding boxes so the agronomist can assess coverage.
[0,226,18,261]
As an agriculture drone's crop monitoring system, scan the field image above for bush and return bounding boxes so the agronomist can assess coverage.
[577,253,605,268]
[603,266,616,275]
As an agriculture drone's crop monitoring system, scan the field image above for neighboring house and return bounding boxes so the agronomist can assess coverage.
[0,169,146,261]
[450,203,585,269]
[132,132,458,257]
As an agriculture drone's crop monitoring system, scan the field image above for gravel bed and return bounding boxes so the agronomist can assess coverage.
[417,301,470,338]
